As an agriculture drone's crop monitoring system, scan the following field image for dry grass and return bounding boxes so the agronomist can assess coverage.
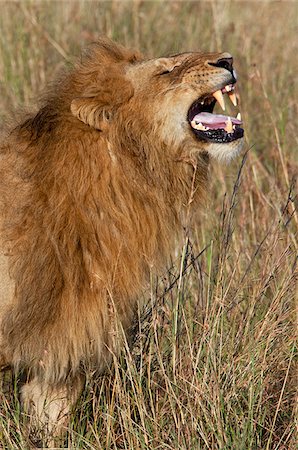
[0,1,297,449]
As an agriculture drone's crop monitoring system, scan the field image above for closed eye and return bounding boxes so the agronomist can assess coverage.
[158,64,180,76]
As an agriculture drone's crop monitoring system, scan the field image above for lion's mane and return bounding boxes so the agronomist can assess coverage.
[0,39,208,383]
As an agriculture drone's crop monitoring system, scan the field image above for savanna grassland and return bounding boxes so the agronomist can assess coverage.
[0,1,297,449]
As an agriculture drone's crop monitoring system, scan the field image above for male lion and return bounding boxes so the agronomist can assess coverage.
[0,38,244,442]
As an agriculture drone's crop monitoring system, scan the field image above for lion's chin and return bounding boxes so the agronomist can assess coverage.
[206,137,244,163]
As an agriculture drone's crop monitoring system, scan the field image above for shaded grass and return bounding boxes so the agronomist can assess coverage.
[0,1,297,449]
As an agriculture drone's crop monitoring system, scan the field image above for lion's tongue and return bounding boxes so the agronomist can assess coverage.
[192,112,242,130]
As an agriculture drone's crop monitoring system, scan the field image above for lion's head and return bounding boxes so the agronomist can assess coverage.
[70,38,244,164]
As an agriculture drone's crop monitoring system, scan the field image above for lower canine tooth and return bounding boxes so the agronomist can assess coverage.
[236,112,242,121]
[228,92,237,106]
[191,121,207,131]
[225,117,233,133]
[196,122,207,131]
[213,90,225,111]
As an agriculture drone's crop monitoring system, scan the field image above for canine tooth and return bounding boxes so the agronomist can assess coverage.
[196,122,207,131]
[225,117,233,133]
[228,92,237,106]
[236,112,242,121]
[213,90,225,111]
[191,120,207,131]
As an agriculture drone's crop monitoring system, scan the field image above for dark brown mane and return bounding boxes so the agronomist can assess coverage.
[0,40,207,380]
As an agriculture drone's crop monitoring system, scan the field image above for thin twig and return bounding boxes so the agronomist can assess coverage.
[20,4,70,62]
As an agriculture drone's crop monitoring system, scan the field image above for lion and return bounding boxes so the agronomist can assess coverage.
[0,38,244,443]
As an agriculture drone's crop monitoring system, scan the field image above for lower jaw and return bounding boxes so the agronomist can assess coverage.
[207,137,245,162]
[190,126,244,144]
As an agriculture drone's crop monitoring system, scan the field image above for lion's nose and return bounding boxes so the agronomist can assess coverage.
[207,54,237,83]
[209,55,234,72]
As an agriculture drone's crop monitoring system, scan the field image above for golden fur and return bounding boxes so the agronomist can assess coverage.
[0,38,243,440]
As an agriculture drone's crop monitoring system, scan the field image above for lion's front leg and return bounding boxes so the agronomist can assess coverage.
[21,374,84,447]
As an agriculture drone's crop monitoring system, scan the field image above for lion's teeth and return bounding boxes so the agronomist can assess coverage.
[236,112,242,121]
[191,121,208,131]
[225,84,234,92]
[213,90,225,111]
[225,117,233,133]
[228,92,237,106]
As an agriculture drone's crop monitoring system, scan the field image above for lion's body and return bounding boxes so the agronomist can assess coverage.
[0,39,243,442]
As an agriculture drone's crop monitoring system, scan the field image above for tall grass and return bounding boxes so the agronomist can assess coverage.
[0,1,297,449]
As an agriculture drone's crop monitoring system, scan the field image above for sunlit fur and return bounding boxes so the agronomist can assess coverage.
[0,38,243,438]
[208,139,244,162]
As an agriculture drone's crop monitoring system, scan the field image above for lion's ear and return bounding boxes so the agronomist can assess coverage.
[71,73,133,130]
[71,97,111,130]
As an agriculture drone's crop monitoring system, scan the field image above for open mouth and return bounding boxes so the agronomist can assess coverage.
[187,84,244,143]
